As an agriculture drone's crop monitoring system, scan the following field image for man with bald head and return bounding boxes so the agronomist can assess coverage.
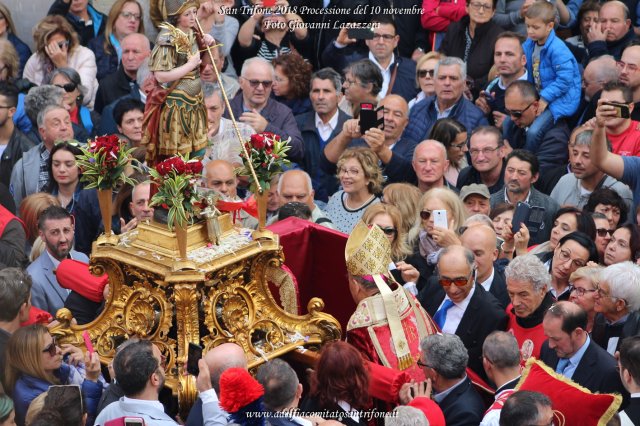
[419,245,506,380]
[618,43,640,120]
[185,343,247,426]
[225,57,303,163]
[540,301,625,396]
[461,225,510,309]
[586,1,635,61]
[94,33,151,113]
[204,160,257,229]
[398,140,456,193]
[276,169,334,229]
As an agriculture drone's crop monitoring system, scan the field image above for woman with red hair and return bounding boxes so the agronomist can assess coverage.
[300,341,370,426]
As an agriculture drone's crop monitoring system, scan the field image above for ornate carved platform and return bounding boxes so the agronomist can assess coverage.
[50,216,341,414]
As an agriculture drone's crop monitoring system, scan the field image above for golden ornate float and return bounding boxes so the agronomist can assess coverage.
[49,215,341,415]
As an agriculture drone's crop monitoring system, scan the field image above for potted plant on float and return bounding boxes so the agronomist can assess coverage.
[235,132,291,236]
[148,155,203,259]
[76,135,138,245]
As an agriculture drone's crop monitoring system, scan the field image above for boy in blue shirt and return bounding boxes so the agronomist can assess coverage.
[520,1,581,153]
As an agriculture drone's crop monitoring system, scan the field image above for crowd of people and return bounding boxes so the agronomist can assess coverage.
[1,0,640,424]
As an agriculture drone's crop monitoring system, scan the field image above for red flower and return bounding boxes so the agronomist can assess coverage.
[250,133,266,149]
[186,160,203,175]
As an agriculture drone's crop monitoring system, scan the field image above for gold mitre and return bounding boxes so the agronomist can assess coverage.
[345,221,413,370]
[164,0,199,17]
[345,221,392,278]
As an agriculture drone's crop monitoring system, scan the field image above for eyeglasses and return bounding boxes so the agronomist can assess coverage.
[556,248,587,269]
[344,78,362,87]
[439,271,473,287]
[616,61,640,73]
[338,168,361,177]
[372,33,396,41]
[571,286,597,297]
[420,210,432,220]
[418,69,435,79]
[120,11,141,20]
[56,40,70,49]
[469,146,501,156]
[416,359,432,368]
[244,79,272,89]
[55,82,77,93]
[378,226,397,236]
[505,101,535,119]
[596,228,615,237]
[596,288,626,306]
[42,336,57,357]
[469,2,493,11]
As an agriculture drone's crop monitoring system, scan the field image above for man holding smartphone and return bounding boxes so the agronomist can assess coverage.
[596,82,640,156]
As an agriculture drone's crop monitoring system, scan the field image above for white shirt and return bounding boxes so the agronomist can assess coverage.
[369,51,395,98]
[478,268,495,293]
[315,109,340,141]
[438,285,476,334]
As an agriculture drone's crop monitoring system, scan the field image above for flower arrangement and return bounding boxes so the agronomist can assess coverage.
[76,135,138,190]
[149,155,203,230]
[236,132,291,193]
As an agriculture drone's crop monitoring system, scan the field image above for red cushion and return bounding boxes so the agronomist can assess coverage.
[20,306,52,326]
[516,358,622,426]
[56,259,108,303]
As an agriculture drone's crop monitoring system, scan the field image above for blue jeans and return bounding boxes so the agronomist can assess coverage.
[524,109,555,153]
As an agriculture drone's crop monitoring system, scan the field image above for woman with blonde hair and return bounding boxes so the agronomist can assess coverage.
[4,324,102,425]
[23,15,98,109]
[409,51,442,110]
[326,147,383,234]
[362,203,423,295]
[417,187,467,265]
[0,2,31,77]
[569,265,602,332]
[88,0,146,81]
[382,183,422,244]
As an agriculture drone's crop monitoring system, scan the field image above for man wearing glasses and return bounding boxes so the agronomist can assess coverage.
[456,126,506,194]
[618,43,640,121]
[419,245,506,381]
[225,57,303,163]
[503,81,570,171]
[591,261,640,355]
[540,301,625,396]
[321,16,418,102]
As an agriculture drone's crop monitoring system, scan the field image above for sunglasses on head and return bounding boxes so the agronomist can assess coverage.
[55,82,77,93]
[42,336,57,357]
[596,228,615,237]
[417,69,435,78]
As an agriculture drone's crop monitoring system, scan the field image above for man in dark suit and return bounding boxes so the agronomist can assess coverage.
[489,150,560,245]
[415,333,485,426]
[420,245,507,380]
[619,335,640,425]
[296,68,351,203]
[540,301,625,396]
[256,359,311,426]
[461,225,510,309]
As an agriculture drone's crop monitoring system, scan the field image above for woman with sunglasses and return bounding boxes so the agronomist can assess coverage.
[23,15,99,110]
[362,204,424,295]
[603,224,640,266]
[88,0,146,81]
[416,188,467,275]
[4,324,102,426]
[326,147,383,234]
[408,51,442,110]
[568,265,602,333]
[428,118,468,187]
[0,2,31,78]
[440,0,503,98]
[46,68,98,138]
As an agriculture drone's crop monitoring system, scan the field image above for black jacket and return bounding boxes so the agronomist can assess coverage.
[456,161,505,194]
[88,35,119,82]
[592,311,640,355]
[540,339,627,397]
[587,28,636,61]
[419,281,507,380]
[440,16,504,97]
[621,397,640,426]
[94,65,138,114]
[438,377,485,426]
[0,128,34,188]
[296,109,351,202]
[504,118,570,172]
